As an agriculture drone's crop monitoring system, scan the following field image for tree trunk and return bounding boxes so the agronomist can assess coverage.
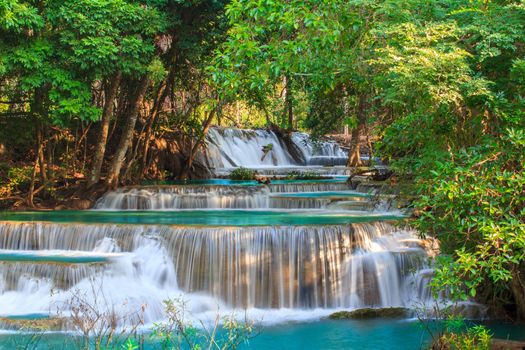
[105,75,149,189]
[347,94,367,167]
[141,80,168,176]
[510,265,525,320]
[283,75,293,131]
[27,150,40,207]
[180,107,216,179]
[87,72,121,188]
[36,126,47,181]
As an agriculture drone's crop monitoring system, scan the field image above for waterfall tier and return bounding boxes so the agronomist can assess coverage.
[0,221,431,323]
[204,128,348,169]
[93,183,375,210]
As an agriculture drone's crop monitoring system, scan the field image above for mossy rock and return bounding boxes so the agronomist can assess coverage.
[328,307,409,320]
[0,316,68,331]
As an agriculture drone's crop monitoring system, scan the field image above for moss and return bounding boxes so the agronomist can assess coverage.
[0,317,68,331]
[328,307,408,320]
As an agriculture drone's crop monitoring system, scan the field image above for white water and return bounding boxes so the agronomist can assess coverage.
[0,128,446,332]
[0,221,432,325]
[94,186,271,209]
[94,183,378,210]
[291,132,348,166]
[204,128,347,169]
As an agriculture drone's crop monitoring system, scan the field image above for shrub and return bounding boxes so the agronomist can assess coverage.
[0,165,32,197]
[433,324,491,350]
[230,167,257,180]
[415,129,525,316]
[284,170,330,180]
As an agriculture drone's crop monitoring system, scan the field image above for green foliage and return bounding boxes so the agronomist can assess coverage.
[283,171,330,180]
[230,167,257,180]
[0,0,166,128]
[417,129,525,309]
[210,0,353,128]
[151,298,255,350]
[437,323,492,350]
[0,165,32,197]
[121,338,139,350]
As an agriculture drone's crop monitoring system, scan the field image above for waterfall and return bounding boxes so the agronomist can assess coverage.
[290,132,348,166]
[0,221,432,323]
[266,182,351,193]
[95,186,270,209]
[204,127,348,169]
[205,128,297,168]
[94,183,367,210]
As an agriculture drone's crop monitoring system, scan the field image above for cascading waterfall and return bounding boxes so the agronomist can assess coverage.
[0,221,432,324]
[204,127,348,169]
[205,128,297,168]
[94,183,372,210]
[94,186,271,209]
[0,127,455,339]
[291,132,348,166]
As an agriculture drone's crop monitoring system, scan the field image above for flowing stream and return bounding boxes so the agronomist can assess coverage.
[0,128,513,349]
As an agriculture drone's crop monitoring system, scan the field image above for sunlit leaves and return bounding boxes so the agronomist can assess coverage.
[0,0,43,33]
[416,129,525,302]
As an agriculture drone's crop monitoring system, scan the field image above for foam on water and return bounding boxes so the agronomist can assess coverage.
[204,128,348,172]
[0,221,432,327]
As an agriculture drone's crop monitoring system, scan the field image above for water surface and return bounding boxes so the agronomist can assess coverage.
[0,210,402,226]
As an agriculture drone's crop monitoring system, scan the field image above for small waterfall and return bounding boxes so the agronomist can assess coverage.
[205,128,297,168]
[95,183,358,210]
[204,127,348,169]
[291,133,348,166]
[268,197,330,209]
[95,186,270,209]
[266,182,351,193]
[0,221,432,322]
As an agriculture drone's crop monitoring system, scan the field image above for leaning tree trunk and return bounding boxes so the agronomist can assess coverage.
[87,72,121,188]
[140,79,169,176]
[105,75,149,189]
[347,94,367,167]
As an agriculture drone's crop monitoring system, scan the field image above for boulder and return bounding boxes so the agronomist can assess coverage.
[0,316,67,331]
[491,339,525,350]
[328,307,409,320]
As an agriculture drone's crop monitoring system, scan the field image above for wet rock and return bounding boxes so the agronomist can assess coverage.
[0,316,68,331]
[65,198,93,209]
[451,302,488,320]
[328,307,409,319]
[491,339,525,350]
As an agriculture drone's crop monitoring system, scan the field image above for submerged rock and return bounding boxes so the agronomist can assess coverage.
[0,316,67,331]
[328,307,409,320]
[491,339,525,350]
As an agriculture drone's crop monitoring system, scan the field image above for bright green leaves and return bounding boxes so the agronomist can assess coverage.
[46,68,101,123]
[212,0,363,127]
[453,2,525,64]
[0,0,43,33]
[48,0,166,75]
[373,21,482,112]
[416,128,525,303]
[8,39,51,73]
[0,0,167,126]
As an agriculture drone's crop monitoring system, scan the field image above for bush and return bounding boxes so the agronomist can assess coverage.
[433,324,491,350]
[415,129,525,316]
[283,170,331,180]
[230,167,257,180]
[0,165,32,197]
[151,298,255,350]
